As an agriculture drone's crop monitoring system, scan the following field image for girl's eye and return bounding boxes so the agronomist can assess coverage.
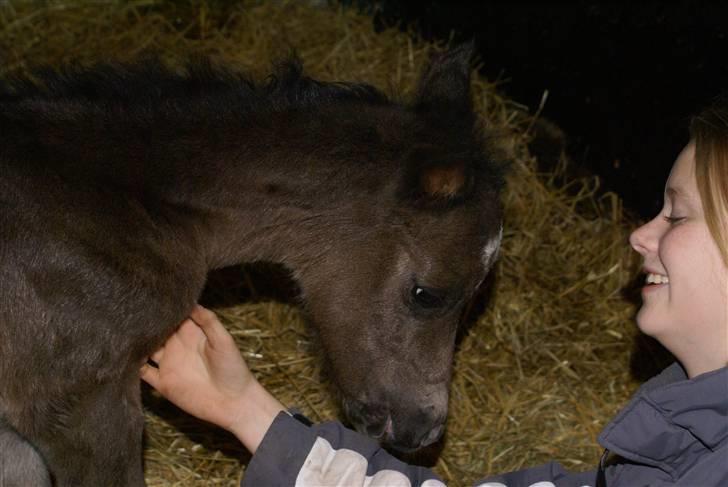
[664,216,685,225]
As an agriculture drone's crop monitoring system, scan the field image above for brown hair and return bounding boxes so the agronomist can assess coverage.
[690,94,728,265]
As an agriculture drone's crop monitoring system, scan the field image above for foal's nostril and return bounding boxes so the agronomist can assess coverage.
[365,420,384,437]
[365,414,393,439]
[420,423,444,447]
[345,399,393,439]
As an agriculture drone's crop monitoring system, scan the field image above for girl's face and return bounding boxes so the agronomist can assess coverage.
[630,142,728,377]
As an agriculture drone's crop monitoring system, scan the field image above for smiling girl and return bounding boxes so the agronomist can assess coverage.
[631,139,728,379]
[141,97,728,486]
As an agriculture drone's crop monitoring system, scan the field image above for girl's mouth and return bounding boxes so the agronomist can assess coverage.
[645,273,669,285]
[642,272,669,294]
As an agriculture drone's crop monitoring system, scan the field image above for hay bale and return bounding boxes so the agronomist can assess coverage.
[0,2,654,485]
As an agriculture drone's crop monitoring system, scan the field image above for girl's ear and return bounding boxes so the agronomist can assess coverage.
[414,42,474,115]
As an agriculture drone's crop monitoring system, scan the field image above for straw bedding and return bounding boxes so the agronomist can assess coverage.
[0,2,667,485]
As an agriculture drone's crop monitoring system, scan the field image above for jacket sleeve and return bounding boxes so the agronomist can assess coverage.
[242,411,446,487]
[475,461,598,487]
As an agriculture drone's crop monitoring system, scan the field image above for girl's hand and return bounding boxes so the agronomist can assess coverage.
[141,305,285,453]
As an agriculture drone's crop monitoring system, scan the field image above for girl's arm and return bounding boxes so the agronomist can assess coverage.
[141,305,444,485]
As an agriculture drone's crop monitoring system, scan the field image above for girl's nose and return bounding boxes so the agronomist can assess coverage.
[629,217,659,257]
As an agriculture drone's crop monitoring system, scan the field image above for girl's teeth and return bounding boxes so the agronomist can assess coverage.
[646,273,669,285]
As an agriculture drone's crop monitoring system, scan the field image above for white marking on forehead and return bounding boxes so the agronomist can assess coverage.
[481,224,503,269]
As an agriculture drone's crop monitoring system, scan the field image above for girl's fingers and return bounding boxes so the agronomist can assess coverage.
[190,305,229,346]
[190,305,217,327]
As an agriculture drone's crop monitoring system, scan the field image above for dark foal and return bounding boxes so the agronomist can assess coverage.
[0,46,505,486]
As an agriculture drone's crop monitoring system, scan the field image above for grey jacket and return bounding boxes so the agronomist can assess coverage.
[242,363,728,486]
[482,362,728,486]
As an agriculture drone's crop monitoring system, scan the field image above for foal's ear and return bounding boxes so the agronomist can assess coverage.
[420,163,469,199]
[414,43,474,114]
[401,157,473,205]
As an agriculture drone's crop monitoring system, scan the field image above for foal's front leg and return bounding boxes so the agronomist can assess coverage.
[38,370,146,487]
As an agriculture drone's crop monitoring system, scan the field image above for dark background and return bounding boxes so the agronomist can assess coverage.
[347,0,728,218]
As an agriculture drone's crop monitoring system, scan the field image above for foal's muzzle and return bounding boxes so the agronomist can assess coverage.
[343,398,446,451]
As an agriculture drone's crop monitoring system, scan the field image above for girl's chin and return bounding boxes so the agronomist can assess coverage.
[635,308,663,337]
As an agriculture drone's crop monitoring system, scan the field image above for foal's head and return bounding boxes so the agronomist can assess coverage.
[285,45,506,451]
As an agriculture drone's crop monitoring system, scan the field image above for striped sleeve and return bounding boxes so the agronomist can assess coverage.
[242,411,445,487]
[475,461,597,487]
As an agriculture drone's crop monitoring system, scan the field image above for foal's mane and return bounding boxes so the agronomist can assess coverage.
[0,57,390,118]
[1,56,507,208]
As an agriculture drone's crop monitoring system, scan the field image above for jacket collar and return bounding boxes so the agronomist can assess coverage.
[598,363,728,479]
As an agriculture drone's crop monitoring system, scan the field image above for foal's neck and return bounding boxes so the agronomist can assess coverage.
[169,110,379,273]
[197,194,332,272]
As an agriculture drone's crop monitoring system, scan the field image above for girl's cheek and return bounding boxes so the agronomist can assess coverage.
[657,229,684,264]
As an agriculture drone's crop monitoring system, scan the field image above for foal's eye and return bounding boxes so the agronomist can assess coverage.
[411,286,447,309]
